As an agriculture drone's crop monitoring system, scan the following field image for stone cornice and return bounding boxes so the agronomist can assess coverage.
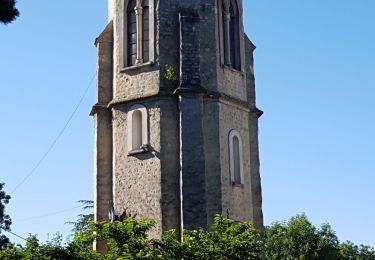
[94,21,113,47]
[98,90,263,118]
[89,102,109,116]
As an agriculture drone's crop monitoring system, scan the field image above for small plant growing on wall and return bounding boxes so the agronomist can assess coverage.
[163,64,178,82]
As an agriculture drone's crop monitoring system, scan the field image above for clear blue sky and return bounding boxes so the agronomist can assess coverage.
[1,0,374,246]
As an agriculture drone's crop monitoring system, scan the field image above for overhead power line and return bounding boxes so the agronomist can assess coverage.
[11,73,96,195]
[15,205,83,222]
[0,227,27,241]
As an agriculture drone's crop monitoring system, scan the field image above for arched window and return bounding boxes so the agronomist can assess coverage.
[142,0,149,62]
[127,104,148,154]
[132,110,142,150]
[127,0,137,66]
[123,0,153,68]
[229,0,241,70]
[229,130,244,185]
[221,0,241,70]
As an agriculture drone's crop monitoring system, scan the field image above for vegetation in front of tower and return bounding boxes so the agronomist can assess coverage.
[1,217,374,259]
[0,0,19,24]
[0,195,374,259]
[0,183,12,250]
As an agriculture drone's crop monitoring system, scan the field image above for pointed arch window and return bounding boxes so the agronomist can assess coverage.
[123,0,154,68]
[142,0,150,62]
[229,130,244,185]
[221,0,241,70]
[127,104,148,154]
[127,0,137,66]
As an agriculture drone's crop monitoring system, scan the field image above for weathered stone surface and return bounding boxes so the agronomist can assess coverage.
[92,21,114,254]
[93,0,264,242]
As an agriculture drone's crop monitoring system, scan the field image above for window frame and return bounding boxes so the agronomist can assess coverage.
[127,104,148,155]
[228,129,244,185]
[120,0,155,70]
[218,0,244,72]
[229,0,241,71]
[127,0,137,66]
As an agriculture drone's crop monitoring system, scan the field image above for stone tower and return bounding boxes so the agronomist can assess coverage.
[92,0,263,246]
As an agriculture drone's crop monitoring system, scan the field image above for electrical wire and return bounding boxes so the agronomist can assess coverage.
[10,73,96,195]
[0,227,27,241]
[15,205,83,222]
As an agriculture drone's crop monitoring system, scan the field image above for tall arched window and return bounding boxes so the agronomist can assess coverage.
[127,0,137,66]
[132,110,142,150]
[221,0,241,71]
[142,0,149,62]
[123,0,153,68]
[229,130,244,185]
[229,0,241,70]
[232,135,241,184]
[127,104,148,154]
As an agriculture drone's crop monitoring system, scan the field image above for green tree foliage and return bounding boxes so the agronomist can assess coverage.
[0,183,11,249]
[0,0,19,24]
[93,218,155,259]
[339,241,375,260]
[264,213,375,260]
[1,209,374,259]
[67,200,94,236]
[151,215,263,259]
[0,215,262,259]
[0,235,69,260]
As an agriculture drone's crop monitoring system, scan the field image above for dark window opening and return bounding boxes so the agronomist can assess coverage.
[143,0,150,62]
[233,136,241,184]
[229,0,241,70]
[127,0,137,66]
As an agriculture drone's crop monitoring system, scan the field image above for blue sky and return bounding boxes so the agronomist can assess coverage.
[1,0,374,247]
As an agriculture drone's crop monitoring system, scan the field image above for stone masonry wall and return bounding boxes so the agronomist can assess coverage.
[216,0,247,102]
[112,0,160,103]
[219,102,253,222]
[158,97,181,232]
[101,0,264,235]
[202,100,222,227]
[158,0,218,93]
[112,97,181,237]
[112,100,163,237]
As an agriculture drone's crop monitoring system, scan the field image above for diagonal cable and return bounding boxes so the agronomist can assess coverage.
[0,227,27,241]
[15,205,83,222]
[11,73,96,195]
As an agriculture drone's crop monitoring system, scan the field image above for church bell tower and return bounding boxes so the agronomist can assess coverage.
[92,0,264,249]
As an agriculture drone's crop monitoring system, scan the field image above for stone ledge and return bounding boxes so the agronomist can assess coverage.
[127,146,149,156]
[90,102,110,116]
[104,90,263,118]
[173,86,207,95]
[120,61,155,73]
[222,64,244,76]
[232,183,245,188]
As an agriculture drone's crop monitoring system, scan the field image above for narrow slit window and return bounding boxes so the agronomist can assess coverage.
[142,0,150,62]
[232,136,241,184]
[221,0,241,70]
[127,0,137,66]
[229,130,244,185]
[229,0,241,70]
[132,110,142,150]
